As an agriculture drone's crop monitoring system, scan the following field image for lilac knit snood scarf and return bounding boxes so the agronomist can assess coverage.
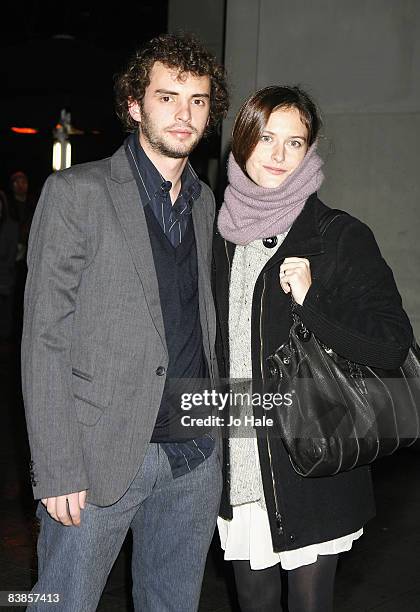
[217,143,324,246]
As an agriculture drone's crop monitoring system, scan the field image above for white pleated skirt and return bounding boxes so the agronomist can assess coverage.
[217,502,363,571]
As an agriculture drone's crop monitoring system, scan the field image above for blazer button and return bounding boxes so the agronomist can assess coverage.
[156,366,166,376]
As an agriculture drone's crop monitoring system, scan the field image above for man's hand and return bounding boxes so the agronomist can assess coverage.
[279,257,312,305]
[41,490,87,526]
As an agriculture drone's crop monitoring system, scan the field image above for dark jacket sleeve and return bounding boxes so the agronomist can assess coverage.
[294,217,413,369]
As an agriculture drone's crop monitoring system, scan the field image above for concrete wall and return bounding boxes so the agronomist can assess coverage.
[167,0,226,188]
[167,0,225,63]
[222,0,420,334]
[168,0,420,334]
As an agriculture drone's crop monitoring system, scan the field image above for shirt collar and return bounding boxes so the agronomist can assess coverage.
[125,132,202,207]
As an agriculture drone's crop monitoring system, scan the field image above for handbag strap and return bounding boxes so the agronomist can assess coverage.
[318,208,347,237]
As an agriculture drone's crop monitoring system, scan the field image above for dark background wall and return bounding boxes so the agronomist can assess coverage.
[0,0,168,194]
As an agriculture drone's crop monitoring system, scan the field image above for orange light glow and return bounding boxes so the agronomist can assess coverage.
[11,127,39,134]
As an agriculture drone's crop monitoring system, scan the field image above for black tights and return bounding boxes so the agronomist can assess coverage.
[232,554,338,612]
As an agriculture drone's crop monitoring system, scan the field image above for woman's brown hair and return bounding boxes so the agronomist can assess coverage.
[232,86,322,173]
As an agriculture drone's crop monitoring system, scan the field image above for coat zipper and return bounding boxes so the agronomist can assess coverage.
[224,239,231,285]
[224,239,232,380]
[225,241,283,535]
[259,273,284,536]
[224,239,232,484]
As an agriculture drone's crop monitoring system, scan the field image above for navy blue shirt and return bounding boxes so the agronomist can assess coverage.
[125,133,215,477]
[126,133,201,247]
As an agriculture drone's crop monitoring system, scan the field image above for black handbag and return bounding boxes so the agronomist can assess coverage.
[267,316,420,477]
[266,210,420,477]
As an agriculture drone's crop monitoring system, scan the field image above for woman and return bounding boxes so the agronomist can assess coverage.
[213,86,413,612]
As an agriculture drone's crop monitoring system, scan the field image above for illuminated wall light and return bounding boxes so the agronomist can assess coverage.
[52,141,72,171]
[11,127,39,134]
[53,141,62,171]
[65,141,71,168]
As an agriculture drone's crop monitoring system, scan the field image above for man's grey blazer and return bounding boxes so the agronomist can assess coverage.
[22,145,218,506]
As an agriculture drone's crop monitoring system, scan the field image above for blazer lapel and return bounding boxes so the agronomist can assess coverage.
[106,146,166,350]
[192,196,214,372]
[192,200,210,285]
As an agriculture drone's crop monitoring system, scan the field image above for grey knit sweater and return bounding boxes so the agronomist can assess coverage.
[229,231,288,507]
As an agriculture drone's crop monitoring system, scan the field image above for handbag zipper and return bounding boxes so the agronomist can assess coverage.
[259,274,284,536]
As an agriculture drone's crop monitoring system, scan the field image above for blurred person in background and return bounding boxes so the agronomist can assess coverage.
[8,171,36,260]
[8,171,37,342]
[0,188,19,346]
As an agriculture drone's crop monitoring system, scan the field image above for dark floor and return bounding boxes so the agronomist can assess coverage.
[1,340,420,611]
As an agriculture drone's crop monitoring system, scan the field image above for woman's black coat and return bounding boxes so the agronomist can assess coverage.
[213,193,413,552]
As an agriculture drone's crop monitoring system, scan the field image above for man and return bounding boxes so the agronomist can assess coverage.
[22,33,229,611]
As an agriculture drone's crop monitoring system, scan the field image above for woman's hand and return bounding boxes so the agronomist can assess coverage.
[279,257,312,305]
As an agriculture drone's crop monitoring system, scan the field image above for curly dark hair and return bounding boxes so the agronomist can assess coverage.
[115,33,229,133]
